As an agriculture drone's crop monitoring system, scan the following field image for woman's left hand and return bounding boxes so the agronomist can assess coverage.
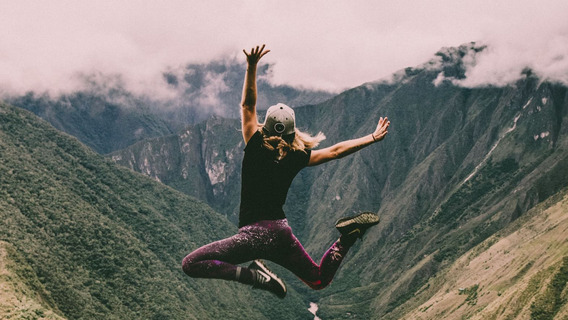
[372,117,390,142]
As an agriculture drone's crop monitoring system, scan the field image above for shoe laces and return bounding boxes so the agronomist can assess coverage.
[253,270,271,286]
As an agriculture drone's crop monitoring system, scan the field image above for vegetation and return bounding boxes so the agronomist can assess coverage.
[0,241,65,320]
[458,284,479,306]
[433,158,519,226]
[0,104,309,319]
[531,256,568,320]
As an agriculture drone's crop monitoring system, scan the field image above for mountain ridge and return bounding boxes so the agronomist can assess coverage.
[5,58,334,154]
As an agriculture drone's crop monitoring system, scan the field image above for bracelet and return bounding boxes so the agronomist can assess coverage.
[372,134,377,142]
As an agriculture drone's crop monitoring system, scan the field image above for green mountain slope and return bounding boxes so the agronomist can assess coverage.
[109,44,568,318]
[0,103,309,319]
[6,92,175,154]
[0,241,64,320]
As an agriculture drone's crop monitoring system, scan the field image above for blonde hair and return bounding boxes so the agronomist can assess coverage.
[259,126,326,160]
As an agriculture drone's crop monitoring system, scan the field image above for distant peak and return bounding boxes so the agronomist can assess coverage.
[367,42,488,88]
[434,42,487,65]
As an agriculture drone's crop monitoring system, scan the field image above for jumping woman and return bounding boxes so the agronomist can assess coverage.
[182,45,390,298]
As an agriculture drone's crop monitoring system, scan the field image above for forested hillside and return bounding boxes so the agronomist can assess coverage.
[0,103,310,319]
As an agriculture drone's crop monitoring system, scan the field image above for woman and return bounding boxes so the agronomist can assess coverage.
[182,45,390,298]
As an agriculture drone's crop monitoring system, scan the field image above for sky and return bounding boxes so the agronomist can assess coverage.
[1,0,567,96]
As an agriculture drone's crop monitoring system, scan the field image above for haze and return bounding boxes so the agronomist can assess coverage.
[1,0,567,96]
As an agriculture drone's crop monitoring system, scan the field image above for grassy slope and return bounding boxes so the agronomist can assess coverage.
[0,103,309,319]
[402,187,568,320]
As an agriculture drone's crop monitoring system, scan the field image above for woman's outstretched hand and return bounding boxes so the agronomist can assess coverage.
[243,44,270,65]
[372,117,390,142]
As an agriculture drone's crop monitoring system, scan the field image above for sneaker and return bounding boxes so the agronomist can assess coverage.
[335,212,380,239]
[249,260,287,299]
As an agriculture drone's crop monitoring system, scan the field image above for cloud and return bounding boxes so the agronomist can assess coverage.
[0,0,566,97]
[453,2,568,87]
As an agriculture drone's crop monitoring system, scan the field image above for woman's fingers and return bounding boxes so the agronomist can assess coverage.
[254,45,268,57]
[260,49,270,58]
[243,44,270,62]
[373,117,390,141]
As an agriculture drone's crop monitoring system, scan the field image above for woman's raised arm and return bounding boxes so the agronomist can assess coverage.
[241,44,270,143]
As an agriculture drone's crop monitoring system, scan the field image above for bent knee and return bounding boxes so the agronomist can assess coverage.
[305,279,330,290]
[310,283,329,290]
[181,255,196,277]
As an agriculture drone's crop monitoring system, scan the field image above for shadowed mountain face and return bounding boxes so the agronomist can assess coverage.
[110,116,244,223]
[110,44,568,318]
[5,91,175,154]
[0,104,310,319]
[297,59,568,319]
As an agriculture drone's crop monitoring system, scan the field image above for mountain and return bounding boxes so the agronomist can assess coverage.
[5,91,175,154]
[293,43,568,319]
[109,43,568,318]
[403,188,568,319]
[109,116,244,223]
[161,58,335,121]
[0,103,310,319]
[5,58,333,154]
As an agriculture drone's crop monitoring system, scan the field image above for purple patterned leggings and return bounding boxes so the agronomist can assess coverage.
[181,219,351,290]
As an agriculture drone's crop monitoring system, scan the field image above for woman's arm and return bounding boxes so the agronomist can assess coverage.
[241,45,270,143]
[308,117,390,166]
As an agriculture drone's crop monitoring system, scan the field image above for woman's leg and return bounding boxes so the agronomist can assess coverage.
[182,222,289,298]
[182,219,358,293]
[267,221,357,290]
[182,230,260,283]
[182,223,287,298]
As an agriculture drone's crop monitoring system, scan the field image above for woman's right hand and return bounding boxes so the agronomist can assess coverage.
[243,44,270,65]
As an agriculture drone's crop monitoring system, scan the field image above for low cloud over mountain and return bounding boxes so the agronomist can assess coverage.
[2,1,566,96]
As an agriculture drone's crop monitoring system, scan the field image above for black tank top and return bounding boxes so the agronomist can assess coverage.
[238,131,311,227]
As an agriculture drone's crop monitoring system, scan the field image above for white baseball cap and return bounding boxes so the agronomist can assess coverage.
[262,103,295,137]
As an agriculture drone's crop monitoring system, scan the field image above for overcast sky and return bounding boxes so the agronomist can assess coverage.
[1,0,567,96]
